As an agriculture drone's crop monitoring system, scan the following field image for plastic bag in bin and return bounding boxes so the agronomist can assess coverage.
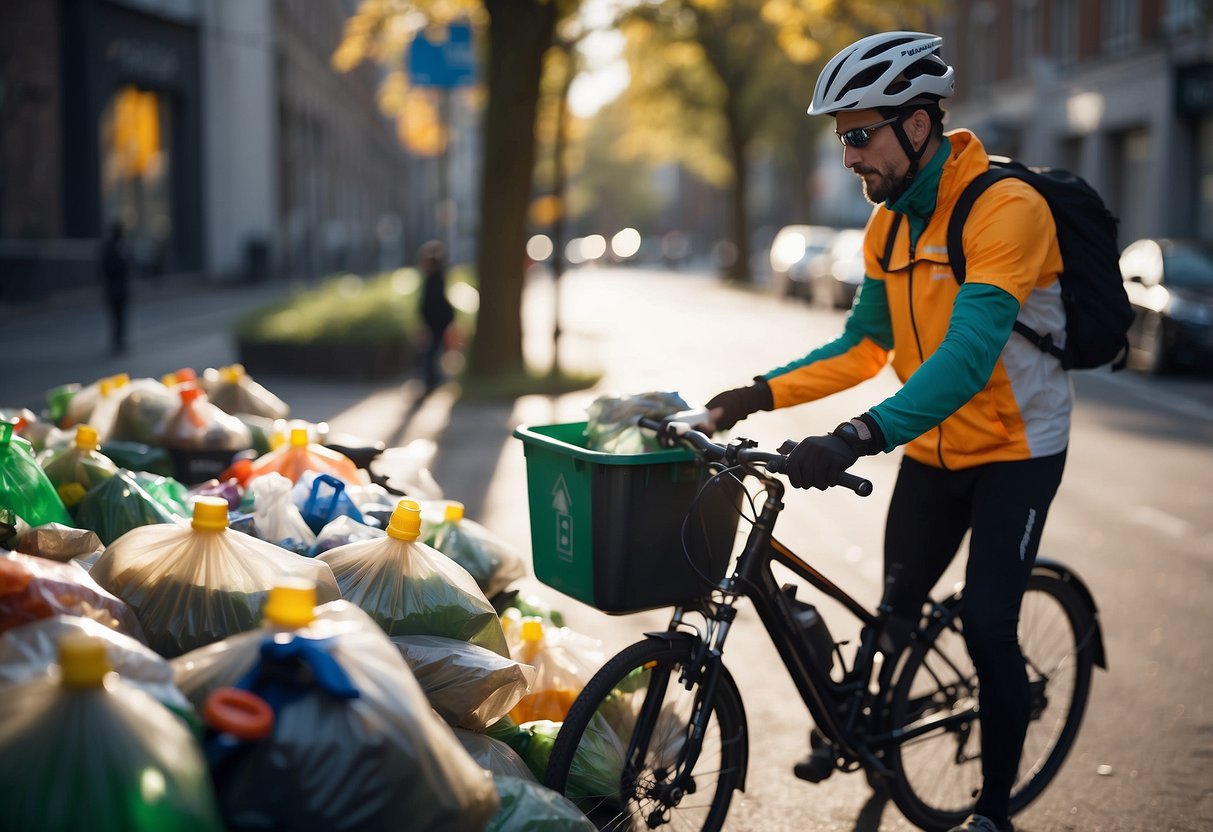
[583,391,690,453]
[90,496,339,658]
[391,634,535,730]
[173,582,499,832]
[0,634,224,832]
[317,499,509,656]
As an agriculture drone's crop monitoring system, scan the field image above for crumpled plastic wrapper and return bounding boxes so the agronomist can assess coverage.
[15,523,104,563]
[583,391,690,453]
[391,634,535,730]
[452,730,536,782]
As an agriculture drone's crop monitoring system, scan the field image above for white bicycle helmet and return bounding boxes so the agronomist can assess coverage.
[808,31,954,115]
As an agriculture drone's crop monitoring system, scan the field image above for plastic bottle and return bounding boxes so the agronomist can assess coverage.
[160,384,255,485]
[0,634,224,832]
[248,425,361,485]
[507,618,580,724]
[38,424,119,508]
[0,421,72,526]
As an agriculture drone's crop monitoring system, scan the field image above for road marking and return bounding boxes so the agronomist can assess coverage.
[1126,505,1192,538]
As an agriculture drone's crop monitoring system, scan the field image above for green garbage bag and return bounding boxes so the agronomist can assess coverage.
[485,775,596,831]
[72,469,176,546]
[0,421,72,527]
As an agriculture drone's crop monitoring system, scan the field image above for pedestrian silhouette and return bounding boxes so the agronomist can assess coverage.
[418,240,455,392]
[100,220,131,354]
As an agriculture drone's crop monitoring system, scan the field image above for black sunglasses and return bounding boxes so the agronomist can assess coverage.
[836,115,900,148]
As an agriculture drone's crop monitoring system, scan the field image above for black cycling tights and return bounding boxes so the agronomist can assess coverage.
[883,451,1067,823]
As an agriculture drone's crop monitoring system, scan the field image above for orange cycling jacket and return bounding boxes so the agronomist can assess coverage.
[764,129,1070,470]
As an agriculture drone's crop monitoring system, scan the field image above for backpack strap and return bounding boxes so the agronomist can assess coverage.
[947,166,1066,362]
[880,212,902,273]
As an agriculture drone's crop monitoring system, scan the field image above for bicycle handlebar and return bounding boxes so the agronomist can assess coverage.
[638,413,873,497]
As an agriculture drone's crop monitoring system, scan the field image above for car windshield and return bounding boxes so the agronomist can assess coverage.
[1164,245,1213,289]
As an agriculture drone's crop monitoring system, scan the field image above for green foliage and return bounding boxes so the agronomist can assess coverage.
[234,268,475,346]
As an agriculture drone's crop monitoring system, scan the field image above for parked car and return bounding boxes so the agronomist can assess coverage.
[1118,237,1213,373]
[768,225,838,301]
[807,228,866,310]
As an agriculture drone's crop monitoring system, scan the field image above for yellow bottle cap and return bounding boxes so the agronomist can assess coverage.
[161,372,178,387]
[59,634,111,688]
[289,427,309,447]
[191,496,230,531]
[520,618,544,643]
[74,424,99,450]
[99,379,113,396]
[220,365,245,383]
[386,499,423,541]
[443,501,465,522]
[263,578,317,629]
[113,373,130,388]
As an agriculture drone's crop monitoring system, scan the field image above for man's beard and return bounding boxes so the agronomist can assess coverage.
[853,163,900,204]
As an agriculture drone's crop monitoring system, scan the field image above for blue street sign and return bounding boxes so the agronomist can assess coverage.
[408,23,476,88]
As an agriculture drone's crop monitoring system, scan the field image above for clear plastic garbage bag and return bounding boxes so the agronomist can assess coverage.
[317,499,508,656]
[453,730,537,782]
[0,634,224,832]
[172,593,499,832]
[89,497,339,657]
[0,614,190,715]
[0,551,144,640]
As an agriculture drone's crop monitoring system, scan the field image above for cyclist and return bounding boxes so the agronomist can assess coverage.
[702,32,1068,832]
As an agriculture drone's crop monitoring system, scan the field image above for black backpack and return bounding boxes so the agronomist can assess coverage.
[946,156,1134,370]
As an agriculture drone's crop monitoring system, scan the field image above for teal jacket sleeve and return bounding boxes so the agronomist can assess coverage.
[762,277,893,378]
[868,282,1020,449]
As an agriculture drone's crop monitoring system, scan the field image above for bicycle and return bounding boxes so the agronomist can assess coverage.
[529,411,1106,831]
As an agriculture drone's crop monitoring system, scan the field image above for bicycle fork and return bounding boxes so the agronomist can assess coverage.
[625,609,736,821]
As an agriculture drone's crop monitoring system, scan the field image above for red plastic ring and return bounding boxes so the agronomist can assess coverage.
[203,687,274,741]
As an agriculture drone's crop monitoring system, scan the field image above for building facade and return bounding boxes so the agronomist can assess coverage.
[0,0,444,300]
[934,0,1213,245]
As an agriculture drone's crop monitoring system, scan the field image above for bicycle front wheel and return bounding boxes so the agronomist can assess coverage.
[543,635,747,831]
[885,572,1097,831]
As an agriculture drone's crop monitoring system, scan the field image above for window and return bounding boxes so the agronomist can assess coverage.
[1052,0,1079,67]
[1013,0,1042,77]
[1163,0,1202,34]
[968,2,997,91]
[1103,0,1140,55]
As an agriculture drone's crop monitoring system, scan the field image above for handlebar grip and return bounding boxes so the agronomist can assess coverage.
[838,472,874,497]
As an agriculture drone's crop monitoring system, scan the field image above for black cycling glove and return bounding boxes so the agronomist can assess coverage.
[705,378,774,432]
[785,414,885,490]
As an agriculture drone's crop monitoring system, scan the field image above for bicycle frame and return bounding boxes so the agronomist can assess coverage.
[664,467,900,777]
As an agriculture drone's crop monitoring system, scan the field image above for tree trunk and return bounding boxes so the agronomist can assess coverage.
[467,0,557,380]
[723,97,753,284]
